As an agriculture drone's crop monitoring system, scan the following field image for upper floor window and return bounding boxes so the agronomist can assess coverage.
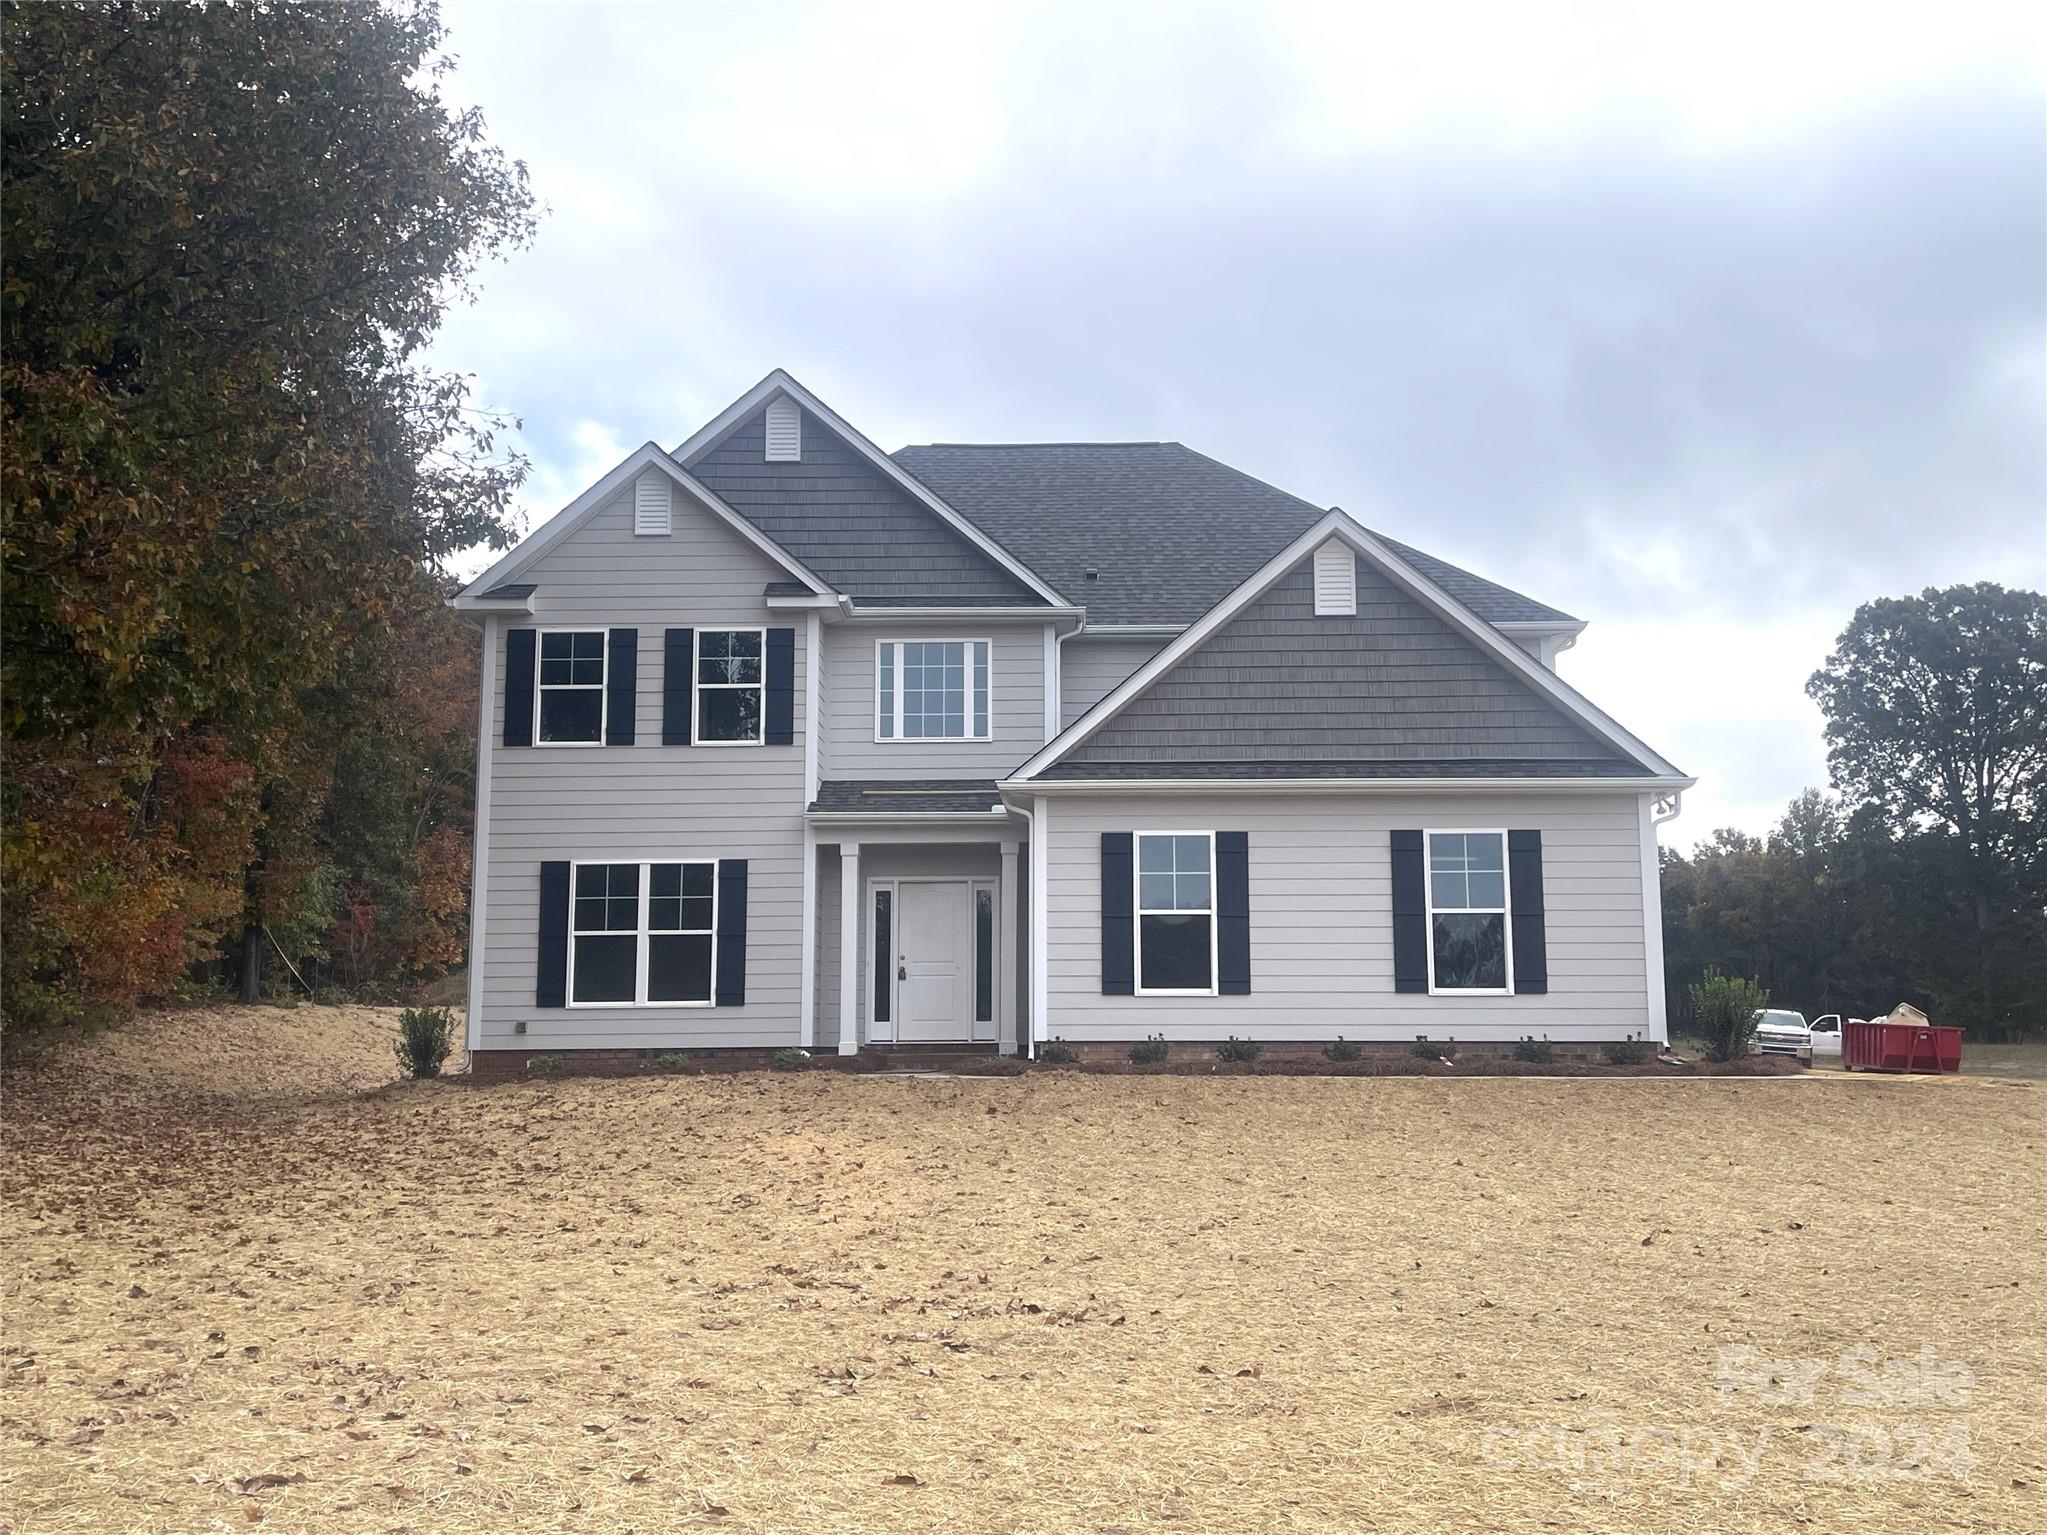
[1135,831,1215,995]
[697,629,764,744]
[1426,830,1511,994]
[876,639,991,741]
[538,629,606,744]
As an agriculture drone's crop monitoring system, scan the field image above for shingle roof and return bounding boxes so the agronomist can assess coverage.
[890,441,1574,628]
[810,780,1004,814]
[1034,759,1654,781]
[481,582,536,600]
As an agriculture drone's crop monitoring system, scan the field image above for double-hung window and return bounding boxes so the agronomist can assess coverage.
[1135,832,1215,994]
[1425,830,1512,994]
[537,630,606,744]
[876,639,991,741]
[569,860,717,1006]
[696,629,764,744]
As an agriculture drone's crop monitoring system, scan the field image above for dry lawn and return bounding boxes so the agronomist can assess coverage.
[3,1006,2044,1534]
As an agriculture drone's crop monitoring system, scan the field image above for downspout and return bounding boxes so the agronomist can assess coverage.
[1008,799,1037,1060]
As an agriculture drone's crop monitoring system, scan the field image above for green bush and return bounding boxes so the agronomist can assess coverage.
[1511,1035,1553,1063]
[1602,1034,1651,1066]
[1412,1036,1457,1060]
[652,1052,691,1071]
[1128,1034,1168,1065]
[524,1054,564,1076]
[394,1005,456,1078]
[772,1047,812,1072]
[1690,969,1770,1061]
[1323,1036,1362,1063]
[1216,1036,1261,1063]
[1039,1038,1079,1064]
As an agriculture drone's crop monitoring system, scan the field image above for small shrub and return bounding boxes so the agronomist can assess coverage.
[1216,1036,1261,1063]
[1323,1036,1363,1063]
[1512,1035,1553,1063]
[772,1047,812,1072]
[394,1006,456,1079]
[1039,1038,1079,1064]
[1690,969,1770,1062]
[1412,1036,1457,1060]
[524,1054,564,1076]
[1128,1034,1169,1065]
[1602,1034,1651,1066]
[653,1052,692,1071]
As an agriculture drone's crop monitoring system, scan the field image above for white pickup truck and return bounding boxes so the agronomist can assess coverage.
[1753,1010,1849,1063]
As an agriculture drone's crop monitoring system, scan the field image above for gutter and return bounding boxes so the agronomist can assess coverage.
[1000,775,1700,797]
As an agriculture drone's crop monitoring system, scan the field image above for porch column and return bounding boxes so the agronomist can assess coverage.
[837,842,861,1056]
[998,841,1020,1055]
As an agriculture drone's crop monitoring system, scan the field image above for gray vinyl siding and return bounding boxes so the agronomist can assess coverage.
[479,468,808,1050]
[814,844,841,1049]
[1066,553,1629,765]
[1059,635,1167,729]
[1042,790,1652,1041]
[824,621,1050,780]
[689,405,1040,603]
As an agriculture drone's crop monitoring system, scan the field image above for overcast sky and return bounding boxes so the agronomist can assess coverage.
[429,1,2045,843]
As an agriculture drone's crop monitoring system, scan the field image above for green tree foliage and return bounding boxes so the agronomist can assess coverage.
[1689,969,1769,1062]
[1665,584,2047,1040]
[2,1,533,1025]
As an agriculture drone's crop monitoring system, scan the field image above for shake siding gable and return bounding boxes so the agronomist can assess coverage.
[1065,558,1631,766]
[690,405,1042,604]
[478,469,808,1051]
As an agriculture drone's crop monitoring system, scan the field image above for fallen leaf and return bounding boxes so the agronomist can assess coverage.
[228,1472,306,1496]
[884,1473,925,1486]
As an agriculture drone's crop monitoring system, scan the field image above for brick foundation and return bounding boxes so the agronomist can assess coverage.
[466,1046,804,1082]
[1051,1038,1610,1066]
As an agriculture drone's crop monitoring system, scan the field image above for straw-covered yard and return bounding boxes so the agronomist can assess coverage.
[3,1005,2042,1533]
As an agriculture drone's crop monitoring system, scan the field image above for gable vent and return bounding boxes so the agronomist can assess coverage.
[764,398,801,462]
[634,474,672,536]
[1313,541,1356,616]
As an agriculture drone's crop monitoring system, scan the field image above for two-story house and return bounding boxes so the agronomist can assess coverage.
[453,370,1692,1075]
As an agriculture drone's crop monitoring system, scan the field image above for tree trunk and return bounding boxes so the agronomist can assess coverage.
[238,923,264,1003]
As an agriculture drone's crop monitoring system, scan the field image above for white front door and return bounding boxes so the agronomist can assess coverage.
[896,880,971,1042]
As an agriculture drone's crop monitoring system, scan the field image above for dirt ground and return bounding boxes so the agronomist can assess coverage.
[3,1007,2043,1534]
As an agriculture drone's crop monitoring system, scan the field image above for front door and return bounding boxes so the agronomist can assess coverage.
[896,880,971,1042]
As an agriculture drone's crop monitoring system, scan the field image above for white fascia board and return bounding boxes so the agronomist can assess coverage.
[1009,509,1685,782]
[1077,623,1186,638]
[1494,619,1588,637]
[999,775,1697,797]
[840,604,1086,622]
[806,811,1017,827]
[456,441,834,601]
[449,594,535,617]
[674,369,1071,610]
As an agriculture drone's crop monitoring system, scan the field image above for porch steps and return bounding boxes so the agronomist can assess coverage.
[856,1044,1006,1073]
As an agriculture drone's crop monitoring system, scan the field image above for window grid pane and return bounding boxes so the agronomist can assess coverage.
[571,861,718,1006]
[1426,833,1510,991]
[1137,835,1212,912]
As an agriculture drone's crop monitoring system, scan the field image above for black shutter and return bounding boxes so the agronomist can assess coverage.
[1391,830,1428,994]
[1100,832,1134,995]
[662,628,693,745]
[765,627,795,745]
[504,628,536,747]
[1217,831,1251,994]
[536,860,570,1007]
[1509,830,1548,995]
[714,858,747,1006]
[606,628,637,745]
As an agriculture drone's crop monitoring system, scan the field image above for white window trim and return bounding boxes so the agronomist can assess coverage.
[1133,830,1219,998]
[1423,827,1515,997]
[566,858,718,1009]
[534,626,607,749]
[874,637,994,743]
[694,627,767,748]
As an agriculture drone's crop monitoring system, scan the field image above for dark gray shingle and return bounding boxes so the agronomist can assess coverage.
[810,780,1003,814]
[1035,759,1652,781]
[890,441,1574,627]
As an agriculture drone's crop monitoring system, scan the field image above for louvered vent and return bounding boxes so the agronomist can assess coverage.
[634,474,671,536]
[764,398,801,462]
[1313,541,1356,616]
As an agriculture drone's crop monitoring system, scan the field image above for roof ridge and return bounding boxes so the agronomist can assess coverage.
[897,440,1175,450]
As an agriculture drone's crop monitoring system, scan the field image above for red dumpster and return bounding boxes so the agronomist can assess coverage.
[1843,1012,1962,1074]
